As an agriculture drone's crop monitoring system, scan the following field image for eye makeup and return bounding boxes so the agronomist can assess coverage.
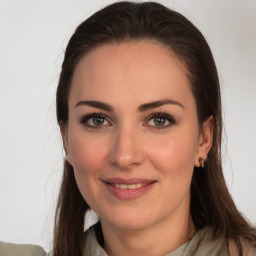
[144,112,177,129]
[79,112,111,129]
[79,111,177,130]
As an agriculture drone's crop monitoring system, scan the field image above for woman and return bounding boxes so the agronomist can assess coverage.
[53,1,256,256]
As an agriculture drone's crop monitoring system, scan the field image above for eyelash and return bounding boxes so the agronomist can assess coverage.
[80,112,110,129]
[145,112,176,129]
[80,112,176,129]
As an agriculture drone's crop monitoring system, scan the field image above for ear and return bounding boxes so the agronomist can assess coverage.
[194,116,214,167]
[60,123,73,165]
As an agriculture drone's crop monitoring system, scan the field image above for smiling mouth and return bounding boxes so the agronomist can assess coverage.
[108,183,151,190]
[103,180,156,200]
[102,178,156,199]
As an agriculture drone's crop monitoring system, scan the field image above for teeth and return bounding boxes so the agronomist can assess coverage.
[119,184,127,189]
[114,183,146,190]
[127,184,136,189]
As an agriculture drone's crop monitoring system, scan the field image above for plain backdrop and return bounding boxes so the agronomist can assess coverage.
[0,0,255,252]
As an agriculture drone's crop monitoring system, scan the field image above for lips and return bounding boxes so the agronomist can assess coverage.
[102,177,156,200]
[103,177,155,185]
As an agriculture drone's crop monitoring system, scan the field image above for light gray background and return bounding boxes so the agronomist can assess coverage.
[0,0,255,252]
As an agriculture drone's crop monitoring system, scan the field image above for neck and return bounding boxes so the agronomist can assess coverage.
[101,212,195,256]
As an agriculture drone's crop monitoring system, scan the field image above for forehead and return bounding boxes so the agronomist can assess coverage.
[70,40,193,108]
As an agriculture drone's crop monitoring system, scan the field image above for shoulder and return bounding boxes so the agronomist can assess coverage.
[0,241,46,256]
[185,226,229,256]
[228,239,256,256]
[83,226,107,256]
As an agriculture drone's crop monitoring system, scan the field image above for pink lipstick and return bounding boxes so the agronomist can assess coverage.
[102,178,156,200]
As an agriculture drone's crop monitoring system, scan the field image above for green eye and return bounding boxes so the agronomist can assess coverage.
[93,117,105,126]
[80,113,110,128]
[154,117,166,126]
[146,113,176,129]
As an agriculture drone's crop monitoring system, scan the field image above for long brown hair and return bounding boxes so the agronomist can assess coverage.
[54,2,256,256]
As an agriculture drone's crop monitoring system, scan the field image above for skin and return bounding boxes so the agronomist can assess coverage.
[62,40,213,256]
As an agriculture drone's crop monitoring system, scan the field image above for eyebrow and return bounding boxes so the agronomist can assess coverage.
[75,100,114,111]
[138,99,184,111]
[74,99,184,112]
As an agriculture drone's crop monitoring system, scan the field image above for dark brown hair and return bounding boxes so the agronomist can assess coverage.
[54,2,256,256]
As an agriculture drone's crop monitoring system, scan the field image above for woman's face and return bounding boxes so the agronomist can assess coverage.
[64,41,212,232]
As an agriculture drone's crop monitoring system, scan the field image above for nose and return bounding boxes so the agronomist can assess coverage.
[109,126,145,170]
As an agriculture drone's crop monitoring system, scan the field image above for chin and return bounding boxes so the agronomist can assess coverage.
[102,209,155,231]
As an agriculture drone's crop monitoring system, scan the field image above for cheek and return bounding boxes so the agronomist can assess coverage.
[68,131,112,212]
[67,129,109,196]
[148,131,198,175]
[68,129,108,170]
[147,130,198,209]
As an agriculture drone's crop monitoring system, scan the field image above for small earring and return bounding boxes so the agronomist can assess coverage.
[64,155,68,161]
[199,158,205,168]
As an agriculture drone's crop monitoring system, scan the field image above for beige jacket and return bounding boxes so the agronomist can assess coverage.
[0,241,46,256]
[84,226,256,256]
[1,227,255,256]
